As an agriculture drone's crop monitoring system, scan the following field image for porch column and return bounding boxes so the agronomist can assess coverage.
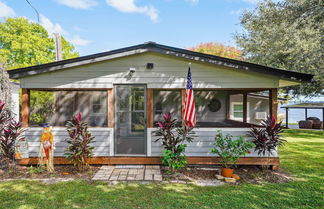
[21,88,30,127]
[269,89,278,120]
[108,88,115,128]
[147,89,153,128]
[243,92,247,123]
[285,108,289,128]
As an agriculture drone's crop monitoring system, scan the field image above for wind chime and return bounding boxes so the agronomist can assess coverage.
[38,124,54,172]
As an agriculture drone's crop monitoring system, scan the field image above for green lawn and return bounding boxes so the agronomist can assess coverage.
[1,129,323,209]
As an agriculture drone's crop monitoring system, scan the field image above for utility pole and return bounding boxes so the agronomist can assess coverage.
[54,33,63,61]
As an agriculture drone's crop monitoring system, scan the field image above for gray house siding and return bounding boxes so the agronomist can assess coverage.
[23,128,112,158]
[19,53,280,89]
[149,128,277,157]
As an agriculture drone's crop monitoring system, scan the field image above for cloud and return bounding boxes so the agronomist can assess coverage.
[0,1,16,17]
[186,0,199,5]
[40,15,91,46]
[40,14,67,35]
[106,0,158,22]
[69,35,92,46]
[54,0,97,9]
[230,8,245,16]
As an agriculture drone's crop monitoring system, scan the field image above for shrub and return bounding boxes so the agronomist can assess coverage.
[0,100,26,167]
[162,144,187,171]
[248,116,286,156]
[210,130,255,168]
[153,113,195,171]
[65,113,94,170]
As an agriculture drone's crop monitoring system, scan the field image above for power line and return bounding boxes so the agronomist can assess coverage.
[25,0,40,23]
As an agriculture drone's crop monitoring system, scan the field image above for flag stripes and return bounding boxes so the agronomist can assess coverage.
[183,67,196,127]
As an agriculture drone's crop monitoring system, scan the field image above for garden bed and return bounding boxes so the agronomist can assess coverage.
[0,165,99,181]
[162,165,292,184]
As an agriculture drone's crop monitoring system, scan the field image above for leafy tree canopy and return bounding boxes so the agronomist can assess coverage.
[0,17,79,70]
[188,42,244,60]
[235,0,323,97]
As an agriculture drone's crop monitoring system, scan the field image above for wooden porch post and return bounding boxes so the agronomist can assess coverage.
[108,88,115,128]
[269,89,278,120]
[21,88,30,127]
[243,92,247,123]
[146,89,153,128]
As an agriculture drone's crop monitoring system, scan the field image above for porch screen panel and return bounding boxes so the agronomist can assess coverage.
[247,91,270,125]
[194,90,227,127]
[29,90,108,127]
[153,90,181,126]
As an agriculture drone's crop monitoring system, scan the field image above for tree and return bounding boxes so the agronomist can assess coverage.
[0,17,79,125]
[188,42,244,60]
[235,0,323,97]
[0,17,79,70]
[0,64,12,108]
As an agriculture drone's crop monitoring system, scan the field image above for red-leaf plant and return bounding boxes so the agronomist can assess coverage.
[0,100,26,167]
[65,113,95,170]
[248,116,286,156]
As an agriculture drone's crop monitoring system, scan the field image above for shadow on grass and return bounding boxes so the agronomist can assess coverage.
[0,177,323,209]
[0,129,323,209]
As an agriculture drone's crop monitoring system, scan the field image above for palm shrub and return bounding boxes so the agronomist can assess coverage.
[65,113,94,170]
[248,116,286,156]
[153,113,195,171]
[0,100,26,167]
[210,130,255,169]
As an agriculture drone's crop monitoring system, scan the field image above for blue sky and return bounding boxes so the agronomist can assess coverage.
[0,0,259,56]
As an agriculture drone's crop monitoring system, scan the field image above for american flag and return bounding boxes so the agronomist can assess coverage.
[183,66,196,127]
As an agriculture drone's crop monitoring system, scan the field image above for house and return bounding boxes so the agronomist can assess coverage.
[8,42,313,169]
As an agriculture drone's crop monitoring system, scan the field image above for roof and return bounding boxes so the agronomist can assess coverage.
[8,42,313,82]
[281,102,324,109]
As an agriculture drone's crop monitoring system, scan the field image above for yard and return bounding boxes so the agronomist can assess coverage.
[0,129,323,209]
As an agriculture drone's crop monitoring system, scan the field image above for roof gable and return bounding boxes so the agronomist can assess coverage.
[8,42,313,82]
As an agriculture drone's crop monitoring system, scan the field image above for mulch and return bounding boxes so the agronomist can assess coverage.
[0,165,99,180]
[162,165,293,184]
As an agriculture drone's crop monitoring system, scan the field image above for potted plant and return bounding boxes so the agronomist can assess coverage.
[210,130,255,177]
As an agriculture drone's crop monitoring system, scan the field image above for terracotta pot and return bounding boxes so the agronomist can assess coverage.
[221,167,234,177]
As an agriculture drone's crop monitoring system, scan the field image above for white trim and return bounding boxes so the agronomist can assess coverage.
[147,127,252,132]
[109,128,114,156]
[147,128,154,156]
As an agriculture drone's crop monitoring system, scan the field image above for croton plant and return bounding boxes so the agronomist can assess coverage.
[248,116,286,156]
[0,100,26,167]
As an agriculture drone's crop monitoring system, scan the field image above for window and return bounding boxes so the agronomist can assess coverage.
[29,90,108,127]
[230,102,249,121]
[153,90,181,125]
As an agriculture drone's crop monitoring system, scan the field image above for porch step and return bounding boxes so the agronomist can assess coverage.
[115,165,145,169]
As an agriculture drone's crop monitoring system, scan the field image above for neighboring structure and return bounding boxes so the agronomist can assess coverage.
[10,82,20,121]
[8,42,313,169]
[281,102,324,130]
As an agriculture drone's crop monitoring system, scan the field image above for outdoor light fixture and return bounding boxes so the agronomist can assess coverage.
[146,63,154,69]
[128,67,136,77]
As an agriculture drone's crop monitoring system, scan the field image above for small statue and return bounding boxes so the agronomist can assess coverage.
[38,124,54,172]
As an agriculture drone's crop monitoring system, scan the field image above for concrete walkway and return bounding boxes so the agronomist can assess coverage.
[92,165,162,182]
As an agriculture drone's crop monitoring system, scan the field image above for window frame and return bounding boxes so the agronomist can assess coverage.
[230,102,250,121]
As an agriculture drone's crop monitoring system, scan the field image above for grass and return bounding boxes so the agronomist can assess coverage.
[0,130,323,209]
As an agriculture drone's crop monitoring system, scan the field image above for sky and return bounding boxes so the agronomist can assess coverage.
[0,0,260,56]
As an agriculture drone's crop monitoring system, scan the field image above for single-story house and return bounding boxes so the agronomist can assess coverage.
[8,42,313,169]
